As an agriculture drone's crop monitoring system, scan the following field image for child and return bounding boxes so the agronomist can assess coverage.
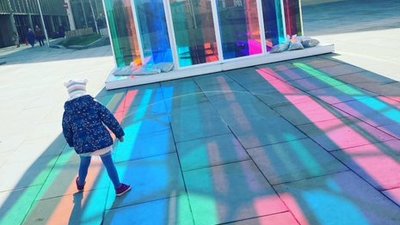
[62,79,131,196]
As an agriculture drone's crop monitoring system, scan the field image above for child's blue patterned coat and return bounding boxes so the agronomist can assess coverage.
[62,95,125,154]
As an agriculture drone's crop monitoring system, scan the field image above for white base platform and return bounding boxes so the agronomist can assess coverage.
[105,44,334,90]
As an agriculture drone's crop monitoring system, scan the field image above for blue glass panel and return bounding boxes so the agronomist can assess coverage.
[261,0,286,50]
[134,0,173,64]
[217,0,261,60]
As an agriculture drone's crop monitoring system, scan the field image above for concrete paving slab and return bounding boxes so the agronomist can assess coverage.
[105,153,185,209]
[206,91,278,117]
[95,89,127,113]
[331,143,400,191]
[205,91,279,124]
[0,108,22,123]
[184,160,287,225]
[225,212,299,225]
[164,92,210,114]
[316,64,365,77]
[230,116,306,149]
[124,83,165,109]
[114,129,176,162]
[254,90,311,108]
[0,156,55,191]
[335,71,395,86]
[383,188,400,206]
[194,72,246,96]
[1,106,53,137]
[5,136,66,163]
[273,98,349,126]
[176,134,249,171]
[0,135,24,153]
[96,86,127,99]
[23,188,109,225]
[161,78,203,98]
[275,171,400,225]
[122,114,171,138]
[308,83,376,105]
[293,56,343,69]
[225,67,269,85]
[0,186,41,225]
[24,121,62,141]
[226,67,282,93]
[0,152,7,168]
[378,123,400,139]
[268,67,314,82]
[35,152,110,200]
[170,102,230,143]
[242,81,284,96]
[353,81,400,96]
[289,75,345,92]
[297,117,395,151]
[370,139,400,155]
[161,78,212,114]
[22,96,58,111]
[257,61,296,72]
[103,195,194,225]
[248,138,348,185]
[40,106,65,124]
[314,30,400,82]
[333,96,400,127]
[124,97,168,119]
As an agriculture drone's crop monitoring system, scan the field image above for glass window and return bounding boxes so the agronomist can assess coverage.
[283,0,302,36]
[217,0,262,60]
[104,0,141,67]
[134,0,172,64]
[261,0,286,50]
[170,0,219,67]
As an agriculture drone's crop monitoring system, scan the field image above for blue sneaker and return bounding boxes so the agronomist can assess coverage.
[116,183,131,197]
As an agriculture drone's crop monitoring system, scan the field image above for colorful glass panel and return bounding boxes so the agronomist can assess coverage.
[104,0,140,67]
[283,0,302,36]
[134,0,173,64]
[261,0,286,50]
[217,0,262,60]
[170,0,219,67]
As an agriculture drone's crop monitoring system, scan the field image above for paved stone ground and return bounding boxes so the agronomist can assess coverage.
[302,0,400,81]
[0,0,399,225]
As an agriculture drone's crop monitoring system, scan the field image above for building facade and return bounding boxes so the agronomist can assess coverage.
[69,0,106,32]
[0,0,69,47]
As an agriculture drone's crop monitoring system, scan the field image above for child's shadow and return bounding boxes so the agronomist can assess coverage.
[68,192,83,225]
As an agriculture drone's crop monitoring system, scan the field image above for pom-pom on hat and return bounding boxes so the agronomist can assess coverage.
[64,79,88,100]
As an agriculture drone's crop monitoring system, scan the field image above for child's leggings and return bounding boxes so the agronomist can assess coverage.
[78,153,121,189]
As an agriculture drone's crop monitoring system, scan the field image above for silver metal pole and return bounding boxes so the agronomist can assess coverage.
[36,0,50,47]
[88,0,99,33]
[80,0,88,27]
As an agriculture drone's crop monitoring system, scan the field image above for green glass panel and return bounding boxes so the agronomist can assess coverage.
[170,0,219,67]
[104,0,141,67]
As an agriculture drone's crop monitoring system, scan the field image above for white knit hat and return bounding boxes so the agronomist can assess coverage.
[64,79,88,100]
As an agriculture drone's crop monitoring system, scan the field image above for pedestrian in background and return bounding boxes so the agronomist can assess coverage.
[35,25,45,47]
[62,79,131,197]
[12,31,20,48]
[26,28,35,47]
